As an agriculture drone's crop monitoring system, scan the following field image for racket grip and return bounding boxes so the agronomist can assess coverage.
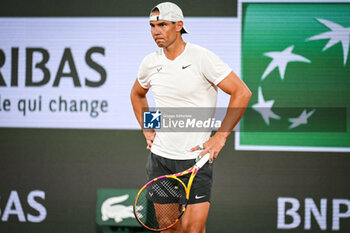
[195,153,210,169]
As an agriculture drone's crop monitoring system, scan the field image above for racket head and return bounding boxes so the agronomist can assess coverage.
[134,176,188,231]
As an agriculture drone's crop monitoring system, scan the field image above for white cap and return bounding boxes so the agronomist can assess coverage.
[149,2,189,34]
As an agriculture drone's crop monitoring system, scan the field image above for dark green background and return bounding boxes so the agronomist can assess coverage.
[1,129,350,233]
[1,0,350,232]
[0,0,237,17]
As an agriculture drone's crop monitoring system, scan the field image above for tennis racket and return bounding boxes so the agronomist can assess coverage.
[133,153,210,232]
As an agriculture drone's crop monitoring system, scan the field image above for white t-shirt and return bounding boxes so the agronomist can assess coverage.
[137,42,231,160]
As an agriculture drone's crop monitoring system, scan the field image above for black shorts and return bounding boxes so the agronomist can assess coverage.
[146,152,213,204]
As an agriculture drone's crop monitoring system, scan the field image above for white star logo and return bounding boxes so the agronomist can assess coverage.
[288,109,316,129]
[150,110,161,122]
[261,45,311,81]
[252,87,281,125]
[307,18,350,66]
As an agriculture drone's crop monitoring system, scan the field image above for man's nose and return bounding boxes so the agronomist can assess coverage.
[153,26,160,35]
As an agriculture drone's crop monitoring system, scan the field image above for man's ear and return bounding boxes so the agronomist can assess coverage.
[176,21,184,33]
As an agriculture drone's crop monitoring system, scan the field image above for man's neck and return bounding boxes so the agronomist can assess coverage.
[163,38,186,61]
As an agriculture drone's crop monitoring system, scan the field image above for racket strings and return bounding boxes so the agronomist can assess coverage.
[151,183,168,197]
[160,179,182,198]
[135,178,186,230]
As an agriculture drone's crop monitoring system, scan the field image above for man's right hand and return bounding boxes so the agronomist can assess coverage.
[143,130,156,150]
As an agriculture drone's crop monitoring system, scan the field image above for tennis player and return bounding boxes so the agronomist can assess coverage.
[131,2,251,233]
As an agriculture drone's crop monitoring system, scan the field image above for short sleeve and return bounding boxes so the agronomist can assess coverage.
[200,49,232,86]
[137,56,151,89]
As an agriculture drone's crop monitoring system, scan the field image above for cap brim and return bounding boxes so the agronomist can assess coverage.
[181,25,189,34]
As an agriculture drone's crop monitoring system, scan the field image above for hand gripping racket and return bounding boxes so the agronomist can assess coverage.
[133,153,210,232]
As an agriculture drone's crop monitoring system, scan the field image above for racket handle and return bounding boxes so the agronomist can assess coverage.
[195,153,210,169]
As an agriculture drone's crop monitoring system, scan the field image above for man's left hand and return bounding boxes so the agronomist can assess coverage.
[190,133,227,162]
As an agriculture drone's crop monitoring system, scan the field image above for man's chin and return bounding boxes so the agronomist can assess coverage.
[154,40,166,48]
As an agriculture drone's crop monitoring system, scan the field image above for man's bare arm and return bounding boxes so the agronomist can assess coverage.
[130,79,155,150]
[191,71,252,159]
[216,71,252,137]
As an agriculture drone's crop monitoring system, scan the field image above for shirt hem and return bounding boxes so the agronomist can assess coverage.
[137,78,150,89]
[150,147,199,160]
[213,69,232,86]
